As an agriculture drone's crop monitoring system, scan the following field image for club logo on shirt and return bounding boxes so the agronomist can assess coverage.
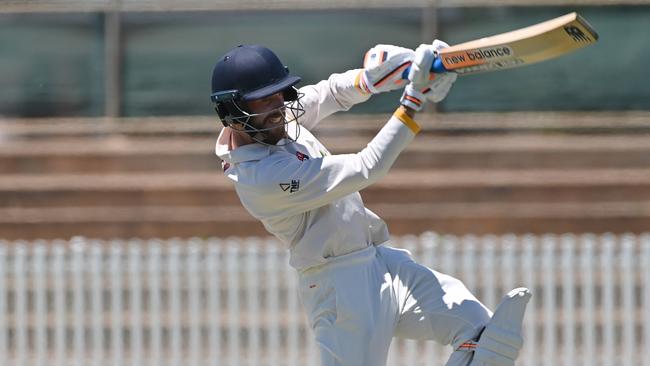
[279,180,300,193]
[296,151,309,161]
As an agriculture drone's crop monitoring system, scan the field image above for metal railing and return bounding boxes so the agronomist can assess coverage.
[1,233,649,365]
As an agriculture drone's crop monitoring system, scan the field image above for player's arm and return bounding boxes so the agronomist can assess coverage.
[236,105,421,218]
[237,42,457,219]
[298,45,415,130]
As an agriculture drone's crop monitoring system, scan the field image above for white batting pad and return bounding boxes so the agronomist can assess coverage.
[469,287,532,366]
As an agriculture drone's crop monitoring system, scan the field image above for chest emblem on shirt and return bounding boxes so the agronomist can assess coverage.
[279,179,300,193]
[295,151,309,161]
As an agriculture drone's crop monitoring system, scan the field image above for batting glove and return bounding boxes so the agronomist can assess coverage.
[424,72,458,102]
[400,40,458,110]
[357,44,415,94]
[400,42,436,111]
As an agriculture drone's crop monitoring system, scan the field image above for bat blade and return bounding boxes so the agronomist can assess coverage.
[439,12,598,75]
[402,12,599,78]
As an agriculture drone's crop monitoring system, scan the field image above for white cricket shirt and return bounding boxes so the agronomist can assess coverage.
[215,69,420,270]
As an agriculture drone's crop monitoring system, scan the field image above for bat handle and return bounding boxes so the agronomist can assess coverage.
[401,57,447,79]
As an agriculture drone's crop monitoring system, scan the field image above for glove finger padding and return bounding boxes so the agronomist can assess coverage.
[426,72,458,103]
[407,44,436,86]
[431,39,451,53]
[402,72,457,110]
[361,44,414,94]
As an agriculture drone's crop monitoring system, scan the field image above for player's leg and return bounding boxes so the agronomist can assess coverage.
[378,245,491,347]
[378,245,530,365]
[298,275,342,366]
[446,287,532,366]
[297,247,398,366]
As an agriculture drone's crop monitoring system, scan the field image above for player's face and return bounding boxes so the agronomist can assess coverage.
[246,92,287,145]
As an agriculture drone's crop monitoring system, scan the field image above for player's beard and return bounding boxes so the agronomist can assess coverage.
[259,110,288,145]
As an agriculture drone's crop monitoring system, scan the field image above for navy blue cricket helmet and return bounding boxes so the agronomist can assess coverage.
[211,45,301,102]
[210,45,304,140]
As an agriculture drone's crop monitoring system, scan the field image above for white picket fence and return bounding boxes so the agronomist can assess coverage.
[1,232,649,366]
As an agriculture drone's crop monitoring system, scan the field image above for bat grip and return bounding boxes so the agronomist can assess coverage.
[401,57,447,79]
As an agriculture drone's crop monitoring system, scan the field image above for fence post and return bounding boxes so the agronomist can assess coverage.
[90,241,105,366]
[521,235,537,366]
[206,239,222,366]
[265,239,280,366]
[13,243,27,366]
[128,241,143,366]
[109,242,124,366]
[441,234,456,277]
[601,234,615,365]
[580,234,595,366]
[481,235,497,309]
[32,242,48,366]
[560,235,576,366]
[52,243,67,366]
[461,235,477,299]
[71,238,87,366]
[227,241,241,366]
[167,241,182,366]
[501,234,517,294]
[542,235,557,366]
[621,234,636,366]
[0,243,6,366]
[246,240,261,366]
[147,241,163,366]
[187,239,203,366]
[642,234,650,366]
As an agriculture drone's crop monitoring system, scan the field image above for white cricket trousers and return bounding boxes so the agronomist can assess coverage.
[297,245,491,366]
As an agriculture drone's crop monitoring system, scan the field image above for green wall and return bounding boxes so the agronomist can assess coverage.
[0,6,648,117]
[0,14,104,117]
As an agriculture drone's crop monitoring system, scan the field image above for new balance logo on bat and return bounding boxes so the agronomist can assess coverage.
[444,46,514,67]
[564,26,591,42]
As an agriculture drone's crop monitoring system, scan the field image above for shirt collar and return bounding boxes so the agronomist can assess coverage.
[215,128,272,164]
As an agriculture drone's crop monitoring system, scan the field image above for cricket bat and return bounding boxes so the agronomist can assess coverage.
[403,12,598,77]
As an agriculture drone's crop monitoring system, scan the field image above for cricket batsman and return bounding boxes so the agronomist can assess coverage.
[210,42,531,365]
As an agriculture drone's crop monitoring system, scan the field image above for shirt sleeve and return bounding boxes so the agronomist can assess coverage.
[234,108,420,219]
[296,69,372,130]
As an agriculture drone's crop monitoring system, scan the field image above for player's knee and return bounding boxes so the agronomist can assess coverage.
[450,301,491,348]
[448,322,485,359]
[434,274,491,348]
